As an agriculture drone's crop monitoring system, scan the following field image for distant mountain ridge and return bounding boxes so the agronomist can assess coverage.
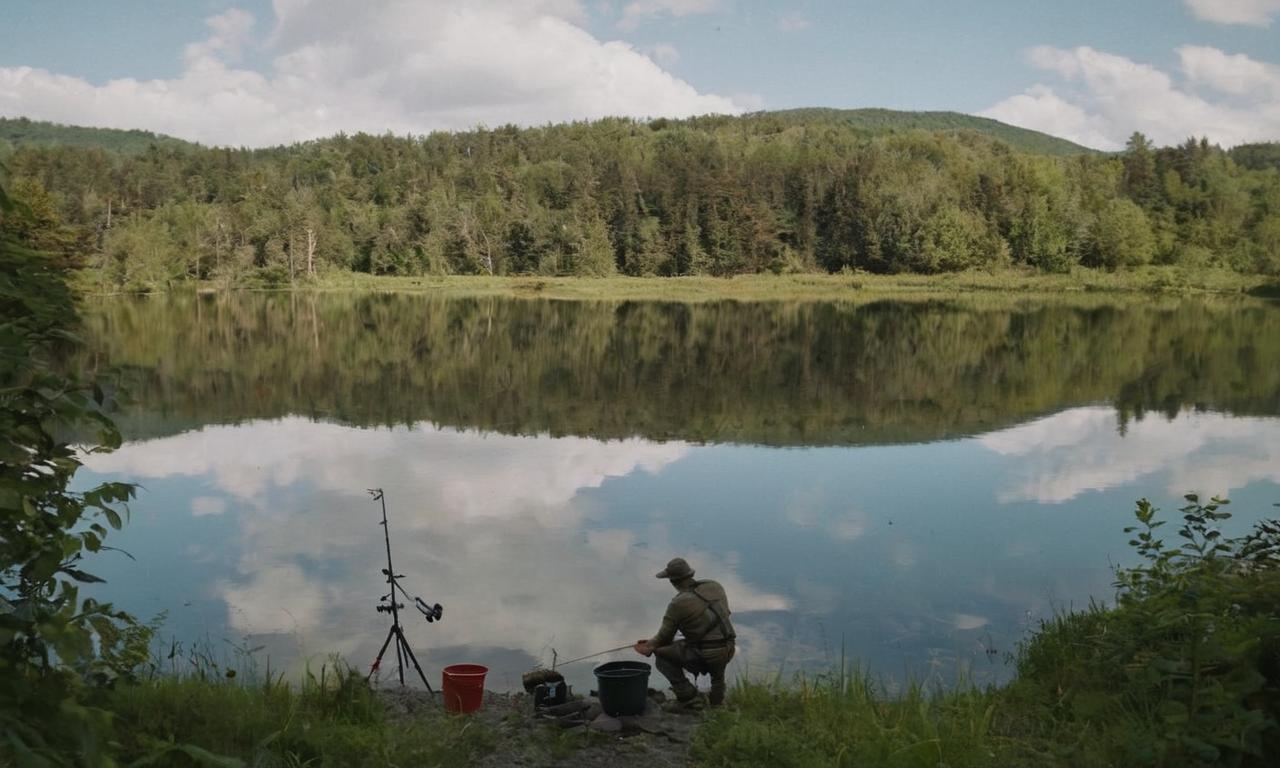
[758,108,1098,156]
[0,116,197,154]
[1,108,1094,156]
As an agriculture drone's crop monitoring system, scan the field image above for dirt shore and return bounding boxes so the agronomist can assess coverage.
[379,687,702,767]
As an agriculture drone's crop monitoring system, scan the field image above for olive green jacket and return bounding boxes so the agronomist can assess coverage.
[649,579,736,649]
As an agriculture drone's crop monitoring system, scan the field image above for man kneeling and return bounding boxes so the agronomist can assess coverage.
[633,557,736,710]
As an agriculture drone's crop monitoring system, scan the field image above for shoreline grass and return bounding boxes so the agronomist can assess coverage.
[694,497,1280,768]
[693,668,1010,768]
[99,660,492,768]
[76,266,1277,304]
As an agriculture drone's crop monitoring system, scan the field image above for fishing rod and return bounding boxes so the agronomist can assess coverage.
[365,488,442,692]
[552,643,635,669]
[522,642,635,693]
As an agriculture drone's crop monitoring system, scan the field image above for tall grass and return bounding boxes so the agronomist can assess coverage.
[692,660,1007,768]
[99,654,491,767]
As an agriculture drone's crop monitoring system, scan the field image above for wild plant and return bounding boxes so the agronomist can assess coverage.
[1105,495,1279,765]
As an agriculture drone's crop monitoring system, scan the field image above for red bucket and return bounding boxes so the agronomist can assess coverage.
[441,664,488,713]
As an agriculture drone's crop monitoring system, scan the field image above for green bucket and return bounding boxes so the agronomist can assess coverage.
[593,660,651,716]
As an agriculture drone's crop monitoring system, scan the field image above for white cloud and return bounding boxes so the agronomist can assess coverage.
[980,407,1280,504]
[184,8,256,66]
[1185,0,1280,26]
[647,42,681,66]
[981,45,1280,149]
[619,0,719,29]
[979,84,1116,150]
[1179,45,1280,98]
[0,1,740,147]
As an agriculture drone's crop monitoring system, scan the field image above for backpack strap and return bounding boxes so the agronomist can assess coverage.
[687,583,736,644]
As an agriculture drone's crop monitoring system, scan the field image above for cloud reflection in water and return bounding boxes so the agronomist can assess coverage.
[981,407,1280,504]
[79,406,1280,691]
[85,418,788,691]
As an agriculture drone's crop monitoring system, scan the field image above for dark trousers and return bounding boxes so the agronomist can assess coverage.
[653,640,735,705]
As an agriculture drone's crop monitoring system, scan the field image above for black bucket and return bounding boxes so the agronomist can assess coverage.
[593,661,651,716]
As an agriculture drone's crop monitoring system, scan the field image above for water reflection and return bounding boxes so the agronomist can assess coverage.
[82,420,787,692]
[78,293,1280,446]
[72,293,1280,690]
[983,407,1280,503]
[80,409,1280,691]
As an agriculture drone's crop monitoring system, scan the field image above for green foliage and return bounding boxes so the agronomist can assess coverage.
[103,660,492,768]
[914,205,1001,272]
[0,116,196,154]
[764,107,1098,156]
[1083,198,1156,268]
[1009,497,1280,766]
[6,113,1279,287]
[76,291,1280,447]
[0,174,149,763]
[1229,143,1280,172]
[693,665,1006,768]
[0,177,75,254]
[102,215,185,290]
[697,497,1280,768]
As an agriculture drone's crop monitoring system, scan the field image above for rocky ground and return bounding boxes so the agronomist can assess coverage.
[380,687,703,767]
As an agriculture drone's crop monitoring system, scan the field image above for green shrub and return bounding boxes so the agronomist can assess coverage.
[1082,198,1156,268]
[1011,497,1280,766]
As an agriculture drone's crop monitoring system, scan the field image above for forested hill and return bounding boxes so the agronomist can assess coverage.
[2,110,1277,288]
[1230,142,1280,171]
[0,109,1089,156]
[0,117,197,154]
[759,108,1097,156]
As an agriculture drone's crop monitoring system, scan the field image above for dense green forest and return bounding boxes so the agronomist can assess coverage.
[78,292,1280,446]
[2,111,1279,289]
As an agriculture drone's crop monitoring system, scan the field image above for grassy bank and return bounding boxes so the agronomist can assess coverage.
[97,661,492,767]
[77,499,1277,768]
[79,266,1278,303]
[693,670,1008,768]
[693,497,1280,768]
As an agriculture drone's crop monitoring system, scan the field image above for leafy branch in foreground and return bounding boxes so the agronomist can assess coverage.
[1013,496,1280,766]
[1,171,150,764]
[1112,496,1280,764]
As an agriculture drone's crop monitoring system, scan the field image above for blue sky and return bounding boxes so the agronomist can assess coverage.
[1,0,1277,149]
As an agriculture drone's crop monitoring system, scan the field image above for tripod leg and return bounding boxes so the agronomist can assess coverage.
[395,629,406,686]
[367,625,397,682]
[394,626,436,696]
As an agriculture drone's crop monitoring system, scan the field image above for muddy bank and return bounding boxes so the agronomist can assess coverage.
[379,687,701,767]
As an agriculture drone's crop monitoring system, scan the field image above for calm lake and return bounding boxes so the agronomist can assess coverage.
[74,292,1280,694]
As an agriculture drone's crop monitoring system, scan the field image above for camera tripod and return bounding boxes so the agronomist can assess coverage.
[366,489,443,692]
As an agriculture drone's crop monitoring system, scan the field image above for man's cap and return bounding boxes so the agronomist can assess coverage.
[655,557,694,579]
